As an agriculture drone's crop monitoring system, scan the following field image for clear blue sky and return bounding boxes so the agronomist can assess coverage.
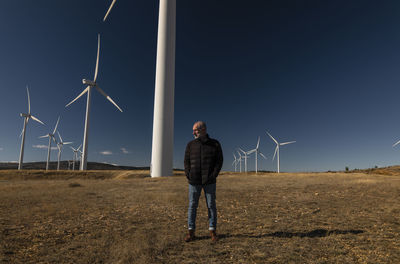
[1,0,400,172]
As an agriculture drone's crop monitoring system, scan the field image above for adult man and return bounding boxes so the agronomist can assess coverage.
[184,121,223,242]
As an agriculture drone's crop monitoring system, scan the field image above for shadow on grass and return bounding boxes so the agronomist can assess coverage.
[265,229,364,238]
[216,229,364,240]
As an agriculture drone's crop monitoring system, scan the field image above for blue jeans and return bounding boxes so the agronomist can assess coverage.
[188,183,217,231]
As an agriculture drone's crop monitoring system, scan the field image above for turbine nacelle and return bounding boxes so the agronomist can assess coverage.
[20,113,29,118]
[82,79,96,86]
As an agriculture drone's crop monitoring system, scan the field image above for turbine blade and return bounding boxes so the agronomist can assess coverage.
[39,134,49,138]
[266,131,278,144]
[65,86,89,107]
[256,136,260,149]
[233,153,236,159]
[393,140,400,147]
[238,148,246,154]
[103,0,117,21]
[19,127,24,138]
[30,115,44,125]
[272,146,278,161]
[95,86,123,112]
[94,34,100,82]
[77,144,82,151]
[70,146,76,151]
[53,117,60,134]
[26,86,31,114]
[260,152,267,160]
[63,142,73,145]
[57,131,63,143]
[280,141,296,146]
[247,149,256,154]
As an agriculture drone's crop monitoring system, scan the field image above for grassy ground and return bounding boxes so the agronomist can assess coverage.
[0,170,399,263]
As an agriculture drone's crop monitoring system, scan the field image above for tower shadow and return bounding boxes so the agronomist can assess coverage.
[216,228,364,240]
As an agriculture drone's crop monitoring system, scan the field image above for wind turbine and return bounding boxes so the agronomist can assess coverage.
[67,160,73,170]
[232,153,238,172]
[103,0,176,178]
[56,131,72,170]
[78,148,83,168]
[247,137,267,173]
[266,131,296,173]
[239,148,252,173]
[150,0,176,177]
[39,117,60,170]
[70,144,82,171]
[18,86,44,170]
[65,34,123,171]
[237,151,242,172]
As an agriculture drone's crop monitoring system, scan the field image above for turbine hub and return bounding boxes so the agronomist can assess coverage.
[82,79,96,86]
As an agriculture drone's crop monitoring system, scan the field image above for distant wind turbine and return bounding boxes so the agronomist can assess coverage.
[56,131,72,170]
[266,131,296,173]
[39,117,60,170]
[237,151,243,172]
[67,160,73,170]
[247,137,267,173]
[70,144,82,171]
[232,153,238,172]
[65,34,123,170]
[239,148,252,173]
[393,140,400,148]
[18,86,44,170]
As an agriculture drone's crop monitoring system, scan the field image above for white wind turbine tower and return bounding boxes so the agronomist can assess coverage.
[56,131,73,170]
[150,0,176,177]
[266,131,296,173]
[247,137,267,173]
[237,151,243,172]
[39,117,60,170]
[65,34,123,171]
[103,0,176,177]
[18,86,45,170]
[70,144,82,171]
[232,153,238,172]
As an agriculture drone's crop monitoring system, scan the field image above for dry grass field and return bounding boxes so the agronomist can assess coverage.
[0,169,399,263]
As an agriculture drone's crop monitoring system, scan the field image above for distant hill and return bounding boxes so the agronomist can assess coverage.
[354,165,400,176]
[0,161,149,171]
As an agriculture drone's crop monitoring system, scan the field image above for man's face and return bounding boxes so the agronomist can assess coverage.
[193,123,205,139]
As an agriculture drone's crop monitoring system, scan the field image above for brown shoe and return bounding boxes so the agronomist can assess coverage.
[210,230,218,242]
[184,230,195,242]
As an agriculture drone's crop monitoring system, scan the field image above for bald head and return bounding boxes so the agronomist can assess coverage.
[193,121,207,138]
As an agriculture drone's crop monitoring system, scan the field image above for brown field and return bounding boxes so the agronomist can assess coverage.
[0,169,399,263]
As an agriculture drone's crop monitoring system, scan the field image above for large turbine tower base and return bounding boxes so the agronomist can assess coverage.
[150,0,176,177]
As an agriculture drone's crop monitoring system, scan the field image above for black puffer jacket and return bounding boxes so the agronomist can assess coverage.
[184,134,223,185]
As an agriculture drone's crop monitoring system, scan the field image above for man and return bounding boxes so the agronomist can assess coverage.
[184,121,223,242]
